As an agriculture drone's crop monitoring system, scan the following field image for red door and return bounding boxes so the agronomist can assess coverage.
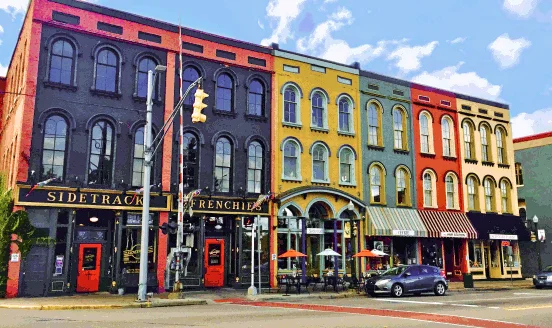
[204,239,225,287]
[76,244,102,293]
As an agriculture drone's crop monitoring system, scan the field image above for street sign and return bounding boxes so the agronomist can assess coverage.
[501,241,510,247]
[538,229,546,242]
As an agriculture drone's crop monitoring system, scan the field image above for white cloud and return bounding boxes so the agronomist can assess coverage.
[503,0,539,18]
[412,62,502,101]
[0,62,7,77]
[488,33,531,69]
[387,41,439,74]
[0,0,28,16]
[511,109,552,138]
[324,0,338,3]
[448,37,466,44]
[260,0,307,46]
[0,25,4,33]
[257,19,265,29]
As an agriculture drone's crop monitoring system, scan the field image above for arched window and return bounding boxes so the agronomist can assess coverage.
[496,127,507,164]
[88,120,114,185]
[463,121,475,160]
[41,115,68,180]
[338,97,352,132]
[312,144,328,182]
[467,176,479,211]
[500,179,511,213]
[311,92,325,128]
[370,164,385,204]
[393,108,407,150]
[339,147,355,184]
[247,141,263,193]
[396,167,410,206]
[132,127,145,187]
[515,162,524,185]
[445,173,458,209]
[283,140,300,179]
[183,132,198,188]
[49,39,74,85]
[484,178,496,212]
[215,137,232,192]
[95,48,119,92]
[480,125,491,162]
[182,67,200,106]
[420,112,432,153]
[248,79,264,116]
[216,73,233,112]
[368,103,382,146]
[423,170,437,208]
[441,116,455,157]
[284,86,298,123]
[136,57,158,98]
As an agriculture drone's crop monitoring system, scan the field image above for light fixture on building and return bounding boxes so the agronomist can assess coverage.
[347,200,354,211]
[89,216,99,223]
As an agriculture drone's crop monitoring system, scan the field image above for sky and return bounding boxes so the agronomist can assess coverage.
[1,0,551,139]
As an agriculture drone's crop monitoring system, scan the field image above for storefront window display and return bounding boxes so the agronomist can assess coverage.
[421,239,443,269]
[121,213,157,275]
[241,217,270,279]
[394,237,419,266]
[364,237,391,271]
[469,241,483,268]
[277,216,302,270]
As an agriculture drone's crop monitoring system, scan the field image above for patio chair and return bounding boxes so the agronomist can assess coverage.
[310,274,323,291]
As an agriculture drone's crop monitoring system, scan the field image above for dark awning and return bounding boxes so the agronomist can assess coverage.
[466,212,531,241]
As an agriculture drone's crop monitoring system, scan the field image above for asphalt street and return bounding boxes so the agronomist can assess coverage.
[0,288,550,327]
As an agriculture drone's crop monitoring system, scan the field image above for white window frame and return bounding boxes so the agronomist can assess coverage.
[337,95,354,134]
[310,91,328,130]
[338,146,356,186]
[484,178,495,212]
[419,111,434,154]
[441,116,456,157]
[311,142,330,183]
[422,169,437,208]
[282,83,302,126]
[445,172,460,210]
[282,139,301,181]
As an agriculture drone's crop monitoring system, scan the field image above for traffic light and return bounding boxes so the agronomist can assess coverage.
[191,87,208,123]
[160,220,178,235]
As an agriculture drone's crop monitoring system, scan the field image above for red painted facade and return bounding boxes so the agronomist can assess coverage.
[411,84,464,211]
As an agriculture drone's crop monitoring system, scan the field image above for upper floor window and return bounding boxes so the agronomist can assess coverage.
[496,127,507,164]
[215,137,232,192]
[369,163,385,204]
[311,92,326,128]
[136,57,158,99]
[463,121,475,160]
[183,66,200,106]
[419,111,433,153]
[183,132,198,188]
[515,162,524,185]
[338,97,352,133]
[283,139,300,180]
[132,127,145,187]
[312,143,329,182]
[500,179,511,213]
[49,39,74,85]
[248,79,264,116]
[423,170,437,208]
[216,73,233,112]
[393,108,407,150]
[339,147,355,185]
[441,116,455,157]
[445,173,459,210]
[284,86,299,124]
[480,124,492,162]
[396,167,410,206]
[467,175,479,211]
[247,141,263,193]
[88,120,114,185]
[41,115,68,180]
[95,48,119,93]
[368,103,382,146]
[484,178,496,212]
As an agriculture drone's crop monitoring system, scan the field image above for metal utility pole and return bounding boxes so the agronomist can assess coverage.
[248,220,257,296]
[257,215,261,294]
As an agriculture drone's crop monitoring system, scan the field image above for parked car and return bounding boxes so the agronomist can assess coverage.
[533,266,552,289]
[364,264,448,297]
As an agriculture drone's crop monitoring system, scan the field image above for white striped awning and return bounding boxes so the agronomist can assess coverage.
[417,210,478,239]
[365,207,428,238]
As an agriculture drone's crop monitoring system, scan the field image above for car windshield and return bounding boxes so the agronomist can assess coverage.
[543,266,552,272]
[380,266,408,276]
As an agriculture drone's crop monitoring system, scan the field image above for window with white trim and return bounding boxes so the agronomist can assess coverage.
[500,180,511,213]
[484,178,495,212]
[338,97,352,132]
[496,127,507,164]
[423,172,433,207]
[370,164,385,204]
[368,103,382,146]
[312,144,328,182]
[467,176,479,211]
[393,108,408,150]
[311,92,326,128]
[339,147,354,184]
[284,86,299,124]
[283,140,300,179]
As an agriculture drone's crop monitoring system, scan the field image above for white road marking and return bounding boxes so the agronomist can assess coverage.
[488,307,501,309]
[373,299,444,305]
[442,294,552,303]
[513,292,536,295]
[450,304,480,308]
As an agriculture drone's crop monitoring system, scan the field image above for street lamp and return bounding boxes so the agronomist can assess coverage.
[532,215,542,272]
[347,201,357,278]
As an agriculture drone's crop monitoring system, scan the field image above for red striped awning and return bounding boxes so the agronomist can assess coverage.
[417,210,478,239]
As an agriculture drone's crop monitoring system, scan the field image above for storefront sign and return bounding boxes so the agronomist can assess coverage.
[392,230,415,236]
[126,214,153,226]
[172,196,269,215]
[489,234,518,240]
[15,185,170,211]
[123,244,154,264]
[440,232,468,238]
[307,228,324,234]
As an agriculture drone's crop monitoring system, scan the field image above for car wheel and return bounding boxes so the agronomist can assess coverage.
[434,282,446,296]
[391,284,404,298]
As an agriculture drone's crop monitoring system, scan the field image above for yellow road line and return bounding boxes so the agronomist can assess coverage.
[505,304,552,311]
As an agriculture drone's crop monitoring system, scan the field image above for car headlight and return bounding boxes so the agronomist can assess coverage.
[533,275,537,279]
[376,279,391,286]
[547,276,552,282]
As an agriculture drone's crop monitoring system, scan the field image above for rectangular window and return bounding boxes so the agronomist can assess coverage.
[461,105,472,111]
[515,163,524,185]
[494,112,504,118]
[311,65,326,73]
[283,64,299,73]
[182,42,204,53]
[138,31,162,44]
[216,49,237,60]
[393,89,404,96]
[368,84,379,91]
[248,56,266,67]
[440,100,451,107]
[478,108,488,114]
[52,11,80,25]
[97,22,123,35]
[421,136,429,153]
[337,76,352,85]
[418,95,430,102]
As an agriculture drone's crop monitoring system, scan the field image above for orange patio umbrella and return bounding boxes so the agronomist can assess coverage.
[353,249,380,258]
[278,249,307,258]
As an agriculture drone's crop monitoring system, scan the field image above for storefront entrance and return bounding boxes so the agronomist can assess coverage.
[204,239,225,287]
[76,244,102,293]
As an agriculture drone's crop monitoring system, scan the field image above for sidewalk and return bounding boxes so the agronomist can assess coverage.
[0,279,534,310]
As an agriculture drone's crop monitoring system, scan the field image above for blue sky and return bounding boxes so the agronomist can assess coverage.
[1,0,551,138]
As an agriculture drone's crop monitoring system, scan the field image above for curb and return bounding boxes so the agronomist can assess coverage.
[0,299,207,310]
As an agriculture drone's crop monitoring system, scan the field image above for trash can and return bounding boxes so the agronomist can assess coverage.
[463,273,474,288]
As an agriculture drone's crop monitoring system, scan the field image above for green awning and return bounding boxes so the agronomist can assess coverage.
[365,207,428,238]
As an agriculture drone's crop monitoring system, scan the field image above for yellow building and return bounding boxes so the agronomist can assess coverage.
[456,95,523,279]
[269,46,365,285]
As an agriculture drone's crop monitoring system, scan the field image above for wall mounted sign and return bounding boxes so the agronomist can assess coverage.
[126,213,153,226]
[538,229,546,242]
[306,228,324,235]
[440,232,468,238]
[14,185,170,211]
[10,253,19,262]
[171,196,269,215]
[55,255,64,275]
[392,230,415,236]
[489,234,518,240]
